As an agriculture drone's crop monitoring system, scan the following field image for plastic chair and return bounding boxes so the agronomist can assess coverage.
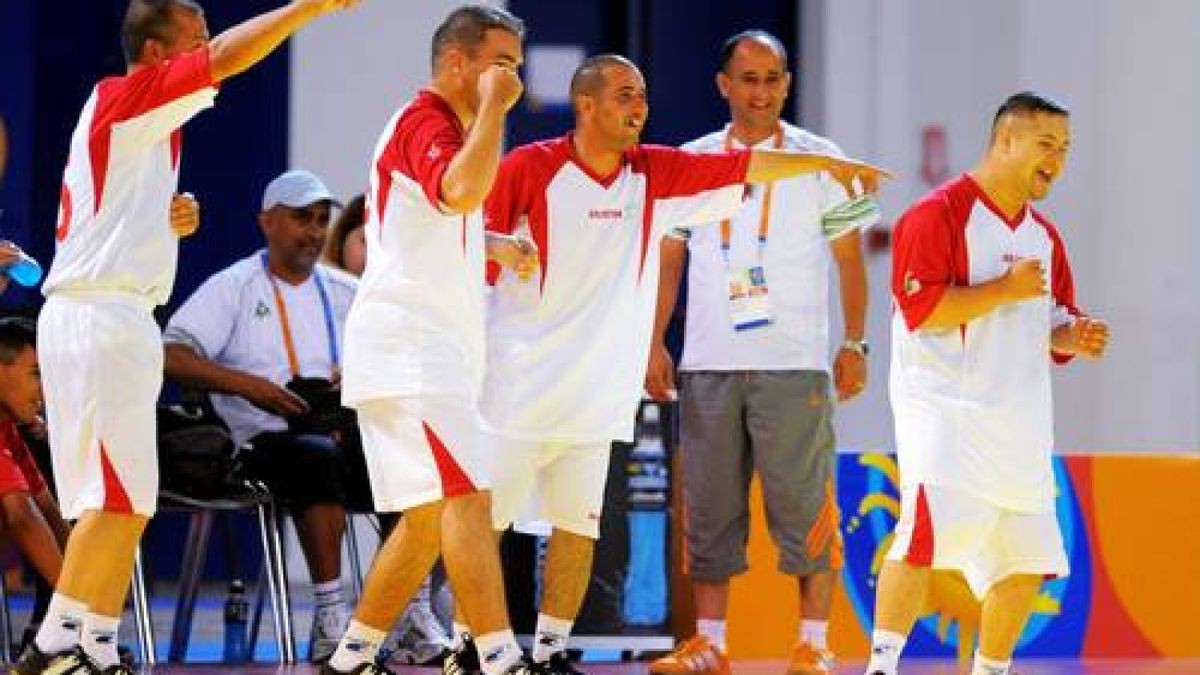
[130,480,295,664]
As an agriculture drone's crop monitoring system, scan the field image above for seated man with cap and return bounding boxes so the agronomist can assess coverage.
[163,169,372,662]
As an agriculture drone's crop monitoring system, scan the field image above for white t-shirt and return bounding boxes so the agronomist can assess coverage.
[482,134,750,443]
[44,49,218,306]
[889,174,1079,513]
[342,89,487,405]
[676,123,877,372]
[164,253,357,446]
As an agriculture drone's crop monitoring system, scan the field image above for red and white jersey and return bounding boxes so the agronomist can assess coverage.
[342,89,487,405]
[483,135,750,442]
[889,174,1080,513]
[43,49,217,306]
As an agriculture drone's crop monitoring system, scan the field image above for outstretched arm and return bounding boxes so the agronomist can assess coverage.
[746,150,889,198]
[209,0,359,82]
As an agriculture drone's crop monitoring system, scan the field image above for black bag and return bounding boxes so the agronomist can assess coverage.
[157,406,241,499]
[284,377,356,436]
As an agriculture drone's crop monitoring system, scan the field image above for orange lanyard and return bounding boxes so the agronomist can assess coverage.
[720,125,784,266]
[262,253,338,380]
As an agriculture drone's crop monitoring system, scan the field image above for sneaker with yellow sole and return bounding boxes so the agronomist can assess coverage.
[650,635,731,675]
[785,641,835,675]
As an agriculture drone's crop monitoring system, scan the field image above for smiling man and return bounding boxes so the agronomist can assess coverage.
[479,53,886,674]
[865,92,1110,675]
[647,30,876,675]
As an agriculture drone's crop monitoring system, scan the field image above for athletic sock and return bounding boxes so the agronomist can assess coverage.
[327,620,387,672]
[531,613,573,662]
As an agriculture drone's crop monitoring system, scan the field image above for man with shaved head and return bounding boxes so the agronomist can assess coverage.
[648,29,877,675]
[477,52,886,674]
[865,92,1109,675]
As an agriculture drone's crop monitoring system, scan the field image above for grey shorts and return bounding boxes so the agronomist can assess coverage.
[679,370,838,581]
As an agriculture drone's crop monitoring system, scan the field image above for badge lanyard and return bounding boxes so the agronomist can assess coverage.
[260,252,339,379]
[719,125,784,268]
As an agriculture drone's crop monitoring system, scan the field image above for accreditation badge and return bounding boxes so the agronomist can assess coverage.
[727,265,773,331]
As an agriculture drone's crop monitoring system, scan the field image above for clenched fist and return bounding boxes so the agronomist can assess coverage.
[1001,258,1048,302]
[478,64,523,113]
[170,192,200,238]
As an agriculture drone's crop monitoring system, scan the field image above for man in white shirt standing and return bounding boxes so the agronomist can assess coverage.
[163,169,367,663]
[480,52,885,675]
[865,92,1110,675]
[646,31,875,675]
[322,7,538,675]
[24,3,356,673]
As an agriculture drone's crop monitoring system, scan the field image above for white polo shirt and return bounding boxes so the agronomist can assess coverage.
[889,174,1079,513]
[482,134,750,443]
[677,122,878,372]
[45,48,217,306]
[165,253,357,446]
[342,89,487,406]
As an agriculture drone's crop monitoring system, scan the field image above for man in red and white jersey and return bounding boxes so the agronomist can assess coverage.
[28,2,358,674]
[481,54,886,674]
[326,7,538,675]
[865,93,1110,675]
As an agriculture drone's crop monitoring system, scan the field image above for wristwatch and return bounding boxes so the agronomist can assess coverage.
[842,339,870,357]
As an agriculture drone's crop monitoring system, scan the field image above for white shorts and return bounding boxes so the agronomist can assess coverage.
[490,436,611,539]
[887,483,1069,597]
[39,294,163,519]
[355,396,492,512]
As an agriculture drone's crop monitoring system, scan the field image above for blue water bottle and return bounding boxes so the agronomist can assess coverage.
[223,578,249,662]
[624,403,670,625]
[4,250,42,287]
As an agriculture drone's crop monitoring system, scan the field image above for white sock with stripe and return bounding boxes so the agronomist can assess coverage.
[864,629,906,675]
[696,618,727,651]
[81,612,120,668]
[475,629,521,675]
[328,620,386,672]
[971,651,1011,675]
[531,613,573,663]
[34,593,86,654]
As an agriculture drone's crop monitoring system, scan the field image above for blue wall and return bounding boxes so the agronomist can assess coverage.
[1,0,289,317]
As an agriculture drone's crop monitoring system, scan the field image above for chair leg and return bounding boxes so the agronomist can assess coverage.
[129,547,156,665]
[168,510,213,662]
[257,502,295,664]
[345,515,365,603]
[0,575,12,664]
[246,555,266,660]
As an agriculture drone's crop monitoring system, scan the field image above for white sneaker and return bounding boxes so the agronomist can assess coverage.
[309,605,350,663]
[381,599,451,665]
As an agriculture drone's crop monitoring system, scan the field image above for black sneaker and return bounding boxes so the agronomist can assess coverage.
[503,656,546,675]
[10,644,100,675]
[319,661,396,675]
[539,652,583,675]
[443,636,481,675]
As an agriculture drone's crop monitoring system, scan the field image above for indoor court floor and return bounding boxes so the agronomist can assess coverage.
[130,661,1200,675]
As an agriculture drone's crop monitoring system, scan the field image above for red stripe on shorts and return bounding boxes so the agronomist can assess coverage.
[422,422,476,498]
[904,484,935,566]
[99,441,134,513]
